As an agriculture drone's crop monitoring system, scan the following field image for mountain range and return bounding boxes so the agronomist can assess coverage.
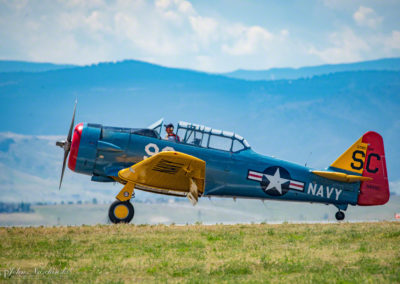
[223,57,400,80]
[0,60,77,73]
[0,58,399,203]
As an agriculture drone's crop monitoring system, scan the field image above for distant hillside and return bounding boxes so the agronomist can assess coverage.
[0,60,398,137]
[224,57,400,80]
[0,60,77,73]
[0,58,399,197]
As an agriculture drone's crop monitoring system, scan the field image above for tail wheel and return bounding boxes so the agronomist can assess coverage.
[335,211,345,221]
[109,200,134,224]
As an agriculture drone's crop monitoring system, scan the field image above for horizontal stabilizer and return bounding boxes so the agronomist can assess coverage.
[312,170,372,183]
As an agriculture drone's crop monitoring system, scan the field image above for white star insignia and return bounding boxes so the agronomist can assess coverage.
[264,168,289,194]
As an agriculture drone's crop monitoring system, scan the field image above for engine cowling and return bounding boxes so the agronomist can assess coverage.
[68,123,100,176]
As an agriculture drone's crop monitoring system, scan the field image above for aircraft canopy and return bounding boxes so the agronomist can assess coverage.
[147,119,250,152]
[176,121,250,152]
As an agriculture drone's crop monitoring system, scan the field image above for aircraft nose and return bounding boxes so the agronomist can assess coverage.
[68,123,84,171]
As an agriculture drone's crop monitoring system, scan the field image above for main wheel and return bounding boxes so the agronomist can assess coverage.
[109,200,134,224]
[335,211,345,221]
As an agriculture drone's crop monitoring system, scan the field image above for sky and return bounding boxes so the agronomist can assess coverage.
[0,0,400,72]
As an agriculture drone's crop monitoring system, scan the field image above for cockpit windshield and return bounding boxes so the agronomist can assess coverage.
[176,121,250,152]
[147,118,163,136]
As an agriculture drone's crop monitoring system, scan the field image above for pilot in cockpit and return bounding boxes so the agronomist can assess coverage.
[164,123,180,142]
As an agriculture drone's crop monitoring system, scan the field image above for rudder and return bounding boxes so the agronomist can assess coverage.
[330,131,389,206]
[357,131,389,205]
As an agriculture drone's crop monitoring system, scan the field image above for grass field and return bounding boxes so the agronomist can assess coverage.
[0,222,399,283]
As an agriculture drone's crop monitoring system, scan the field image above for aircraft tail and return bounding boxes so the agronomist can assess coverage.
[330,131,389,206]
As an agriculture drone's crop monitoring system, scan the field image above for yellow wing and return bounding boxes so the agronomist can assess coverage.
[117,151,205,205]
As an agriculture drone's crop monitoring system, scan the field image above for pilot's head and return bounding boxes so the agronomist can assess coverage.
[165,123,174,134]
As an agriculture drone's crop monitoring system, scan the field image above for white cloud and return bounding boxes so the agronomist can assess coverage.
[155,0,194,19]
[0,0,399,71]
[155,0,170,9]
[177,0,194,14]
[195,55,215,71]
[155,0,194,14]
[86,11,108,32]
[189,16,218,47]
[0,0,290,70]
[222,25,274,55]
[308,28,369,63]
[280,29,289,37]
[385,30,400,50]
[353,6,382,29]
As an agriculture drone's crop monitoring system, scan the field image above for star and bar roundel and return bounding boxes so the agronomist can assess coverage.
[247,166,305,196]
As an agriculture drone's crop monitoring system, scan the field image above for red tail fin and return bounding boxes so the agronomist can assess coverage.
[357,131,390,206]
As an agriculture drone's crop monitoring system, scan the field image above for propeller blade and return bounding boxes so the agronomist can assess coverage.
[59,149,69,190]
[67,100,77,143]
[58,100,77,190]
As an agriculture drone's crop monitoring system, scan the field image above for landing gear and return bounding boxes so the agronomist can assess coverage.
[335,211,345,221]
[109,181,136,224]
[108,200,134,224]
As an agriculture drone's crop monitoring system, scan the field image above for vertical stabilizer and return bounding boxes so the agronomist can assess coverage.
[330,137,368,174]
[330,132,389,206]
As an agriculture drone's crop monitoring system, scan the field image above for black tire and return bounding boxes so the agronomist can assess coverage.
[108,200,134,224]
[335,211,345,221]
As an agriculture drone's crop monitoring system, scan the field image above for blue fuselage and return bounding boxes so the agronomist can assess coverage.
[72,123,359,209]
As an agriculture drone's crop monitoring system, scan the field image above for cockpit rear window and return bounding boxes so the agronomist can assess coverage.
[232,139,245,152]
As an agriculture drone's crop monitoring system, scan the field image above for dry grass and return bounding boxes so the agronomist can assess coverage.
[0,222,399,283]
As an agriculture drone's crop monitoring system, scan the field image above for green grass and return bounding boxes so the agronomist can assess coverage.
[0,222,399,283]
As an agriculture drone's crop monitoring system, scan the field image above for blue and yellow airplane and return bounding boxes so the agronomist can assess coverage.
[56,104,390,223]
